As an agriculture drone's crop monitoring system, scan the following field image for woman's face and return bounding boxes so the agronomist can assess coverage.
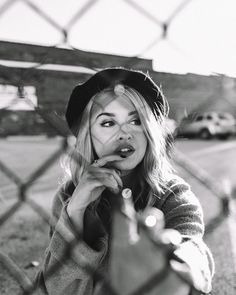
[90,91,147,173]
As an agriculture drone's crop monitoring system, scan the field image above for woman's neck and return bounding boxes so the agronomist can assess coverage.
[121,170,137,190]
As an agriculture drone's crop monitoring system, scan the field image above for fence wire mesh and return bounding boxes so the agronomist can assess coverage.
[0,0,236,294]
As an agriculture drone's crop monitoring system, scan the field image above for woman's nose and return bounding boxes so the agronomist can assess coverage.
[117,124,132,140]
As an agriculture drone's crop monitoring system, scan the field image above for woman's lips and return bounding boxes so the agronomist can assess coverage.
[116,147,135,158]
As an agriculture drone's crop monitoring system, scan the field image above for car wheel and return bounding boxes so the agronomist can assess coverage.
[199,129,211,139]
[218,134,230,140]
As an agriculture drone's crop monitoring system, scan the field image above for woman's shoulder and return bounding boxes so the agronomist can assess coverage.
[165,175,190,194]
[157,175,200,209]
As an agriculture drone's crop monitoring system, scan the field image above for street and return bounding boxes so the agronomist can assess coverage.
[175,138,236,184]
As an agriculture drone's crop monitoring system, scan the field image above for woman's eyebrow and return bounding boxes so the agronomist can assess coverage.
[96,110,137,119]
[128,111,138,116]
[96,112,115,119]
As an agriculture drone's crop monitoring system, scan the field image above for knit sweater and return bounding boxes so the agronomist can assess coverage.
[36,178,214,295]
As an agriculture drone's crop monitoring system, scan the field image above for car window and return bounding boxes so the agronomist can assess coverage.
[218,114,225,119]
[196,116,203,121]
[218,113,234,120]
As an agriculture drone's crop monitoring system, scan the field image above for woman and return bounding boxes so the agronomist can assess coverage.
[37,68,214,294]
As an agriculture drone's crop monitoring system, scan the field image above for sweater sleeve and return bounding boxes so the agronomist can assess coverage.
[36,184,109,295]
[159,180,215,293]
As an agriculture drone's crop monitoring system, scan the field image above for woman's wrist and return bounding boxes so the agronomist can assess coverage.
[66,204,86,234]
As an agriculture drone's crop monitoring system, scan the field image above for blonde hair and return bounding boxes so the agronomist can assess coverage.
[63,85,174,208]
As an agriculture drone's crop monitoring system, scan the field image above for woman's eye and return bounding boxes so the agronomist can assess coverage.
[101,121,115,127]
[130,118,141,125]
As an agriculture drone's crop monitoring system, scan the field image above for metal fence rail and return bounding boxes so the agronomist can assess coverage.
[0,0,236,294]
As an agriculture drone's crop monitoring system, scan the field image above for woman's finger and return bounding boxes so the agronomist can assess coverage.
[88,166,123,190]
[92,154,123,167]
[90,172,120,193]
[110,169,123,188]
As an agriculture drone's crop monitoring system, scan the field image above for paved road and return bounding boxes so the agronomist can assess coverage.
[176,138,236,184]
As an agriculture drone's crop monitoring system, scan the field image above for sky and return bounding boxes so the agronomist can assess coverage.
[0,0,236,78]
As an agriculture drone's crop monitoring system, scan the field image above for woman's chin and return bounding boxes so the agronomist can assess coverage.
[113,160,138,172]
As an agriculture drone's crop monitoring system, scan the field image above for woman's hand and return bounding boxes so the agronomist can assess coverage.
[67,154,123,232]
[170,257,212,293]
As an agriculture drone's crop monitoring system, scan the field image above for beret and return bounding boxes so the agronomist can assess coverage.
[66,67,169,135]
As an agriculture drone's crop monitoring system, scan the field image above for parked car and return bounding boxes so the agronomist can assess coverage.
[216,112,236,138]
[177,112,236,139]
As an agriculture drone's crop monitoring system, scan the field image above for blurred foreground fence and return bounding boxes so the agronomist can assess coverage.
[1,115,235,295]
[1,133,235,295]
[1,0,236,294]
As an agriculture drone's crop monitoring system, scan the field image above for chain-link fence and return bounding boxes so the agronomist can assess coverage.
[0,0,236,294]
